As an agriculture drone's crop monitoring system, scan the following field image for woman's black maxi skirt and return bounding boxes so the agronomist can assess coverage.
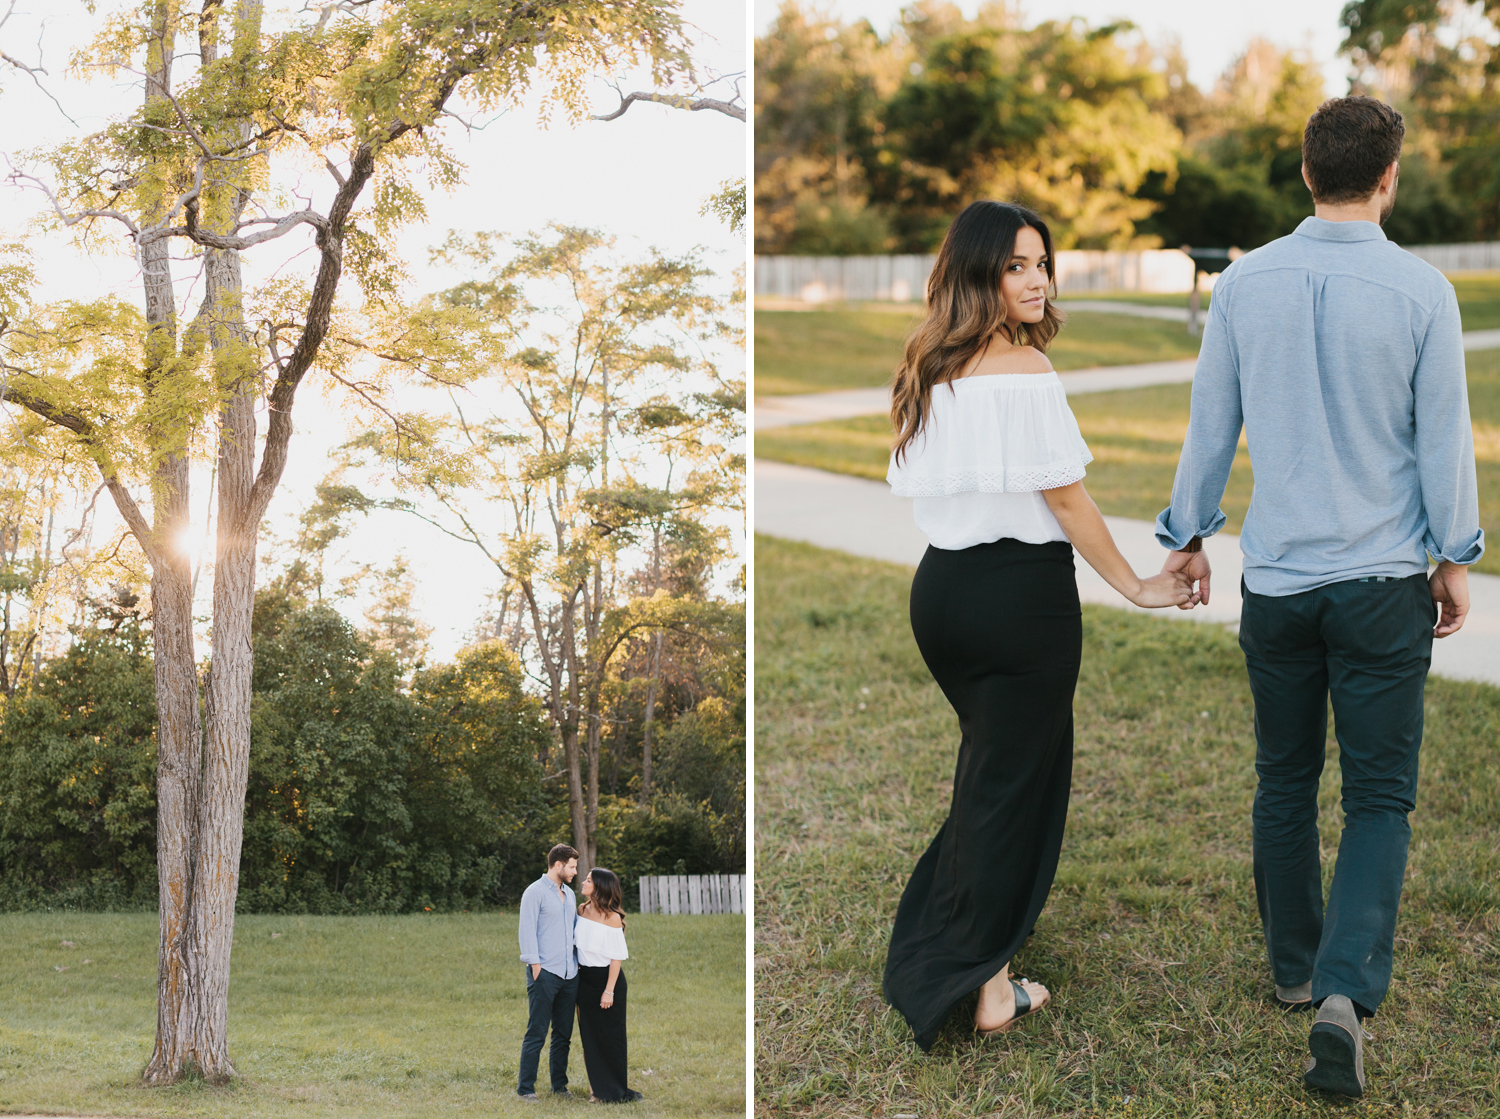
[577,965,642,1102]
[882,538,1082,1051]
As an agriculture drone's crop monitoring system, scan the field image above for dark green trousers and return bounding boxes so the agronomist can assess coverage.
[1239,573,1435,1017]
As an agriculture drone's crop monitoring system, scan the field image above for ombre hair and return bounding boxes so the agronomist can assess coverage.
[891,201,1063,462]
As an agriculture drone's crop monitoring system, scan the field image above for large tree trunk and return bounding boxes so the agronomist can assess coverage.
[584,691,601,869]
[561,591,596,874]
[144,529,205,1084]
[563,721,593,875]
[131,1,210,1086]
[145,1,264,1083]
[638,632,663,804]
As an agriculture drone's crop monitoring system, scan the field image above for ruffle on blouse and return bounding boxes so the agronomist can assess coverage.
[575,917,629,960]
[887,373,1093,497]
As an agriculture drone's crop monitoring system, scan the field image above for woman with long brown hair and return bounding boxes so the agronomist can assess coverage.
[575,868,642,1102]
[882,200,1197,1050]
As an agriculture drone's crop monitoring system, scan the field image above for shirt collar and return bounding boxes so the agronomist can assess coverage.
[1294,216,1388,243]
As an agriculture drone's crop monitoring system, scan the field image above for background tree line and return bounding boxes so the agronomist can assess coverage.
[755,0,1500,255]
[0,544,744,914]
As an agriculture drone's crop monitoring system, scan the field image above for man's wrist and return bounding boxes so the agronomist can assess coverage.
[1179,536,1203,554]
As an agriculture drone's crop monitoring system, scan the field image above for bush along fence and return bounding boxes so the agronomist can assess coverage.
[637,873,745,914]
[754,241,1500,302]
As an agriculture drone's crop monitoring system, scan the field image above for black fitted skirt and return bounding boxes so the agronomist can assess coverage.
[882,538,1082,1051]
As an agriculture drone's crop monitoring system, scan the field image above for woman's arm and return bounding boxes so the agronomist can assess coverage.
[601,958,622,1009]
[1043,481,1195,608]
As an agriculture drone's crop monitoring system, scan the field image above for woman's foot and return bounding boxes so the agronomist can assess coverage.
[974,965,1049,1033]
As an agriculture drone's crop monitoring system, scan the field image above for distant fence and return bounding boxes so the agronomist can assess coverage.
[638,873,745,915]
[1406,241,1500,272]
[755,241,1500,302]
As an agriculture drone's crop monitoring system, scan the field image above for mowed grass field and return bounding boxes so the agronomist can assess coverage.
[0,912,743,1118]
[755,331,1500,577]
[1073,274,1500,326]
[753,309,1203,396]
[753,274,1500,397]
[754,536,1500,1118]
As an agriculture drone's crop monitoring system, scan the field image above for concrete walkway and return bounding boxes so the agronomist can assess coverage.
[756,458,1500,686]
[756,320,1500,430]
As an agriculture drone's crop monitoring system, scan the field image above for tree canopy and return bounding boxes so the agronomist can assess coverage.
[754,0,1500,253]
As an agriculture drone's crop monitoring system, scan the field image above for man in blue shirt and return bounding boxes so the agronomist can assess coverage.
[516,844,580,1100]
[1157,96,1482,1099]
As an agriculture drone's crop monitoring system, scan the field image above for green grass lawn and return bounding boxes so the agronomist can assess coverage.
[1451,273,1500,329]
[754,275,1500,398]
[754,310,1203,396]
[756,349,1500,576]
[0,912,743,1118]
[1059,274,1500,326]
[754,535,1500,1118]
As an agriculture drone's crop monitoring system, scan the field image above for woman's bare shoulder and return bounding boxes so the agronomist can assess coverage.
[580,905,625,929]
[963,343,1054,379]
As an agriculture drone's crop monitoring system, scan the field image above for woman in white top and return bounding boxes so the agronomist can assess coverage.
[574,868,641,1103]
[881,201,1196,1051]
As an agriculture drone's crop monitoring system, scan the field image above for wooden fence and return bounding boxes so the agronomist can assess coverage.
[755,241,1500,302]
[637,873,745,915]
[1405,241,1500,272]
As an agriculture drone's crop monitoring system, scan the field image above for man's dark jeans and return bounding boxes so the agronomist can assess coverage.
[518,966,578,1095]
[1239,572,1435,1017]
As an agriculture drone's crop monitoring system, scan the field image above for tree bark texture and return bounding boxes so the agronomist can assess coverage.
[143,1,262,1083]
[638,632,663,804]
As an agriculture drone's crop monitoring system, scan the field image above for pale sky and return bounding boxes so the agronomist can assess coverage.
[1,1,747,662]
[756,0,1358,96]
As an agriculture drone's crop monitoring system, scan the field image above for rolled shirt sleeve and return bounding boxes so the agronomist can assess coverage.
[518,883,541,966]
[1414,288,1485,565]
[1156,293,1241,550]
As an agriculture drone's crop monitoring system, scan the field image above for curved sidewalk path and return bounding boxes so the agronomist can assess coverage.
[755,318,1500,431]
[755,458,1500,686]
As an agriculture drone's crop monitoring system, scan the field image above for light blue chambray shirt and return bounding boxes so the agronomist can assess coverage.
[518,874,577,980]
[1155,217,1484,596]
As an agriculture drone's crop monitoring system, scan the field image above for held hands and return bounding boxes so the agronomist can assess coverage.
[1130,570,1197,609]
[1161,546,1212,610]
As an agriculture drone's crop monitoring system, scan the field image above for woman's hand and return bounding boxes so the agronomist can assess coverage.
[1128,571,1196,609]
[1042,482,1200,610]
[601,989,615,1010]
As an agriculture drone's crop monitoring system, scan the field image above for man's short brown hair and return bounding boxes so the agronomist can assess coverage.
[1301,96,1405,204]
[547,844,579,868]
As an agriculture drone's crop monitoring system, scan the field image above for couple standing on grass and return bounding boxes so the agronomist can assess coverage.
[516,844,643,1103]
[882,95,1480,1099]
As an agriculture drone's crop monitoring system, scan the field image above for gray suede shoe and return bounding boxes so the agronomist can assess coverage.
[1275,981,1312,1011]
[1303,994,1366,1098]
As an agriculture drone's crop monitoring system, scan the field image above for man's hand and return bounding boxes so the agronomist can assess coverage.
[1430,561,1470,637]
[531,963,541,980]
[1163,547,1212,609]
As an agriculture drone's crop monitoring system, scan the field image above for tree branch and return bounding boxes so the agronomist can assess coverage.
[183,196,329,250]
[0,0,76,123]
[592,90,745,123]
[0,375,158,558]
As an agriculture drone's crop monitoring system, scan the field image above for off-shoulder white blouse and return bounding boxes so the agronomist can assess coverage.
[575,915,629,967]
[886,372,1093,550]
